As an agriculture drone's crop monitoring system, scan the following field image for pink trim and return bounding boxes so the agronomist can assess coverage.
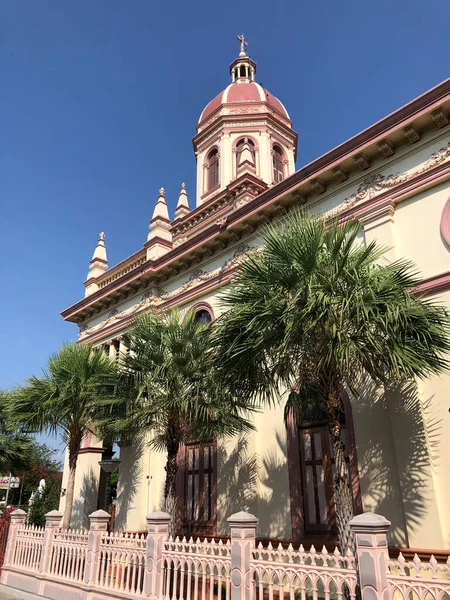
[440,197,450,245]
[191,301,215,321]
[416,270,450,295]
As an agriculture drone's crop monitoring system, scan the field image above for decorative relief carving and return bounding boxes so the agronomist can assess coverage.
[234,197,250,209]
[404,126,421,144]
[310,178,326,194]
[173,236,188,247]
[229,107,262,114]
[79,293,160,340]
[431,110,449,129]
[354,154,371,170]
[378,141,395,158]
[79,246,261,340]
[332,167,348,183]
[82,142,450,340]
[291,190,307,205]
[336,140,450,214]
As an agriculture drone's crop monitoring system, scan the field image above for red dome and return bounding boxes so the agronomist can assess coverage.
[199,81,290,123]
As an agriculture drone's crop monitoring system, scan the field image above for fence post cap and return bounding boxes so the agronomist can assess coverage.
[227,511,259,526]
[146,511,171,523]
[45,510,63,526]
[45,510,63,518]
[10,508,27,520]
[89,509,111,520]
[349,512,391,530]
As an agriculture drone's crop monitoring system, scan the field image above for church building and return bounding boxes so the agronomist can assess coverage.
[60,38,450,552]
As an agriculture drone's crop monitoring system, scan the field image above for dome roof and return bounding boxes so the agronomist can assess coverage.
[199,81,290,124]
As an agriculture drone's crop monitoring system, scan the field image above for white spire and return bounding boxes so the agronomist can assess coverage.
[175,183,190,219]
[85,232,108,295]
[151,187,170,221]
[146,187,173,259]
[90,232,108,264]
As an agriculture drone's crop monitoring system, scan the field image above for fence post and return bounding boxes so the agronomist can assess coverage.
[39,510,63,575]
[2,508,26,569]
[83,509,110,585]
[228,511,258,600]
[144,511,171,599]
[349,512,391,600]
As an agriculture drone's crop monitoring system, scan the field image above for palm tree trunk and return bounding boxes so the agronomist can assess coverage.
[62,453,77,530]
[326,393,354,552]
[163,441,179,534]
[62,437,82,530]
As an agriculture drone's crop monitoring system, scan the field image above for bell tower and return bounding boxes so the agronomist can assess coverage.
[194,36,298,207]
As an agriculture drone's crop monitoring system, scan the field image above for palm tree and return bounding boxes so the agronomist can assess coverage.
[214,215,450,550]
[112,309,255,514]
[11,342,119,529]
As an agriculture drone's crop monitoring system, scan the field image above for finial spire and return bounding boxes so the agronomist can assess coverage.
[90,232,107,264]
[237,34,248,57]
[152,187,169,221]
[85,231,108,294]
[175,183,190,219]
[146,187,173,259]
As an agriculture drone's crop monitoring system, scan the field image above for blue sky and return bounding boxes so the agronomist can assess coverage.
[1,0,449,449]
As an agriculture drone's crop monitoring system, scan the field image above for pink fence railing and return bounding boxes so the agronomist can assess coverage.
[48,529,89,583]
[387,552,450,600]
[0,508,449,600]
[162,536,232,600]
[94,531,147,596]
[12,524,44,573]
[252,542,358,600]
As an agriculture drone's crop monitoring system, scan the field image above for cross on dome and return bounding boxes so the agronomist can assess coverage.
[237,34,248,57]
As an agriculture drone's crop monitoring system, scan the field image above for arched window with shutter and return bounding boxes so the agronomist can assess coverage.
[272,145,284,183]
[208,149,219,190]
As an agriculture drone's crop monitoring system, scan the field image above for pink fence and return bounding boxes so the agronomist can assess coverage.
[387,552,450,600]
[11,524,44,573]
[0,508,449,600]
[94,531,147,595]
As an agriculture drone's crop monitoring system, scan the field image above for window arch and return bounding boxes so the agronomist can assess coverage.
[236,138,255,169]
[192,302,214,324]
[272,145,284,183]
[207,148,219,190]
[194,309,212,324]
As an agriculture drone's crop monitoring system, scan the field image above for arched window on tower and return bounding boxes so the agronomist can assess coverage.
[194,309,212,325]
[272,145,284,183]
[236,138,255,169]
[208,149,219,190]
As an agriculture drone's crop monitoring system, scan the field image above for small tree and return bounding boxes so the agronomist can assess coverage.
[11,342,119,529]
[0,391,39,476]
[28,476,62,527]
[110,309,256,514]
[215,215,450,550]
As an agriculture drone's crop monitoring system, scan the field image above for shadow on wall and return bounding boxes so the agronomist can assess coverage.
[114,436,144,532]
[217,431,290,539]
[354,377,442,546]
[256,430,291,539]
[71,470,99,530]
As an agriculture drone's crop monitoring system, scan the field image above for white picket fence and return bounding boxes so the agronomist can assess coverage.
[0,508,449,600]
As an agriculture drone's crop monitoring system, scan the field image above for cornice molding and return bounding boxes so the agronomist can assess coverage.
[78,245,260,342]
[64,139,450,324]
